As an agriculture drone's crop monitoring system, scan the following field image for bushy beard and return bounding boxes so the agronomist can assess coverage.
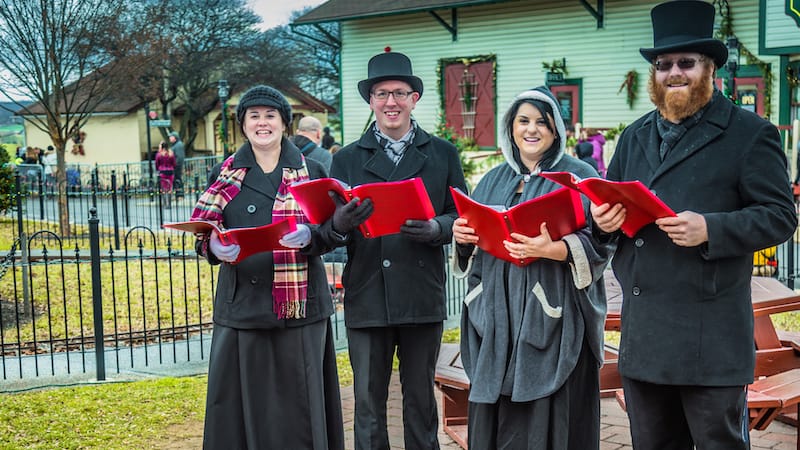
[648,64,714,123]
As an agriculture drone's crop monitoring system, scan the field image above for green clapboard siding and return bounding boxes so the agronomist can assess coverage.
[338,0,784,145]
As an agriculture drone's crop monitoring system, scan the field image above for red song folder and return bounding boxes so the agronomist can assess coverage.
[450,187,586,266]
[288,177,435,238]
[162,217,297,264]
[539,171,676,237]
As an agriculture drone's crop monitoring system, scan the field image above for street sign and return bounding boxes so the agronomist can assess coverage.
[149,119,171,127]
[545,72,565,84]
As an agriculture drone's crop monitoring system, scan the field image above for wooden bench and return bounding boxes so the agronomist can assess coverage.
[615,368,800,449]
[434,343,468,449]
[600,344,622,397]
[434,342,623,448]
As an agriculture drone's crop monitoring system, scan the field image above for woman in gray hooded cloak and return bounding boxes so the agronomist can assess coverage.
[452,87,613,449]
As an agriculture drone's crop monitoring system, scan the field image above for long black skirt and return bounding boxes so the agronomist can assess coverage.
[202,319,344,450]
[467,339,600,450]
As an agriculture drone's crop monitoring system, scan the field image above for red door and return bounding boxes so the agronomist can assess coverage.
[444,61,496,147]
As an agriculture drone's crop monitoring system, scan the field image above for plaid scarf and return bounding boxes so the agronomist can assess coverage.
[191,153,311,319]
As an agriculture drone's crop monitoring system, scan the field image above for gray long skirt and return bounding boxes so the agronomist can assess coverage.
[202,319,344,450]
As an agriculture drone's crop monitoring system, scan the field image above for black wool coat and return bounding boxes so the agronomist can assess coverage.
[607,93,797,386]
[200,139,336,329]
[325,125,468,327]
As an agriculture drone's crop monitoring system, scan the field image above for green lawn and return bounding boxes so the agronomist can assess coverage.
[2,216,800,448]
[2,318,800,448]
[0,331,462,449]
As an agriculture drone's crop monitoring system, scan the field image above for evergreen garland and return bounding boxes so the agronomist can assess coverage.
[714,0,773,119]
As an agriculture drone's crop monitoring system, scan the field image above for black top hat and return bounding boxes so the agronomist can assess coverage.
[357,52,424,103]
[639,0,728,68]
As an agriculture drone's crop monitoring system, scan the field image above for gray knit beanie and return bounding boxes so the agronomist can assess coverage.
[236,85,292,127]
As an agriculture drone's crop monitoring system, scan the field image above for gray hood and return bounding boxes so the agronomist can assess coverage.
[499,87,567,175]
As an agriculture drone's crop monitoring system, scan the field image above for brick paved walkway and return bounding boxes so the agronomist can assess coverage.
[341,372,799,449]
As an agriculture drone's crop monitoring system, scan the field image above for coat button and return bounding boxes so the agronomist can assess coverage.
[632,286,641,296]
[635,238,644,247]
[382,259,391,268]
[247,204,256,214]
[250,276,258,285]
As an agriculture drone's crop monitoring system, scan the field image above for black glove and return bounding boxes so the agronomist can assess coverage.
[400,219,441,243]
[330,191,374,234]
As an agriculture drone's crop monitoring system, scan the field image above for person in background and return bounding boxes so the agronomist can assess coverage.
[41,146,57,192]
[578,128,606,177]
[321,50,468,449]
[590,2,797,448]
[194,84,344,450]
[167,131,185,199]
[155,141,175,209]
[453,87,611,450]
[574,141,598,172]
[321,125,335,150]
[329,143,341,155]
[290,116,333,171]
[23,147,40,190]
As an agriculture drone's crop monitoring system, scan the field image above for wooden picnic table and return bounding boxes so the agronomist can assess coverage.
[438,273,800,447]
[604,273,800,333]
[603,274,800,377]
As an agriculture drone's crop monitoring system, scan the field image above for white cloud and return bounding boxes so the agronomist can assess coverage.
[247,0,328,30]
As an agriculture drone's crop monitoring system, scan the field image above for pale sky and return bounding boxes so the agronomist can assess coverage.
[247,0,328,30]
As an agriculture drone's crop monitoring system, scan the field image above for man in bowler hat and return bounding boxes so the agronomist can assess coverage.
[321,50,467,449]
[591,1,796,448]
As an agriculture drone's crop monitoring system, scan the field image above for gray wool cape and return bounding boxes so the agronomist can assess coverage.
[454,91,613,405]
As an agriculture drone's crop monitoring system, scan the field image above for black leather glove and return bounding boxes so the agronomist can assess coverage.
[400,219,441,243]
[330,191,374,234]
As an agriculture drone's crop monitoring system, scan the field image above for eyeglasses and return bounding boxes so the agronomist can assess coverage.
[653,57,704,72]
[371,90,414,101]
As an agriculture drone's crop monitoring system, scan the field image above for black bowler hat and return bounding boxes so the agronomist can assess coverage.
[639,0,728,68]
[357,52,424,103]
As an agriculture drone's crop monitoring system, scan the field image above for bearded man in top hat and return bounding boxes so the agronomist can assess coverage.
[320,50,467,449]
[591,1,796,448]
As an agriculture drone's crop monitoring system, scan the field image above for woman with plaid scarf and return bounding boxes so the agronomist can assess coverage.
[194,85,345,450]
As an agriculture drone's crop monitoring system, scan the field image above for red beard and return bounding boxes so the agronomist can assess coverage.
[648,64,714,123]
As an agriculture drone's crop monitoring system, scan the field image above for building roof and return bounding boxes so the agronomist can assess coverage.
[293,0,511,25]
[283,85,336,113]
[16,68,144,117]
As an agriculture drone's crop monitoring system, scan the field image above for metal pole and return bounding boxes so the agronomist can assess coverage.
[123,172,130,227]
[89,206,105,381]
[222,100,228,158]
[14,173,30,316]
[110,170,120,251]
[37,171,44,219]
[145,103,153,187]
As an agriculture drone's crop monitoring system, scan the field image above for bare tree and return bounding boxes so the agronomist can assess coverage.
[145,0,263,152]
[286,9,341,106]
[0,0,132,235]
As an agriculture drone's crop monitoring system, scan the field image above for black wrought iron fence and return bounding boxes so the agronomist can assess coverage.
[0,219,217,383]
[8,156,223,251]
[0,201,467,385]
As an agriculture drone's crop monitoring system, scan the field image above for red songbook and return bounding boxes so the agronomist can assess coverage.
[450,187,586,266]
[539,171,676,237]
[162,217,297,264]
[288,177,435,238]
